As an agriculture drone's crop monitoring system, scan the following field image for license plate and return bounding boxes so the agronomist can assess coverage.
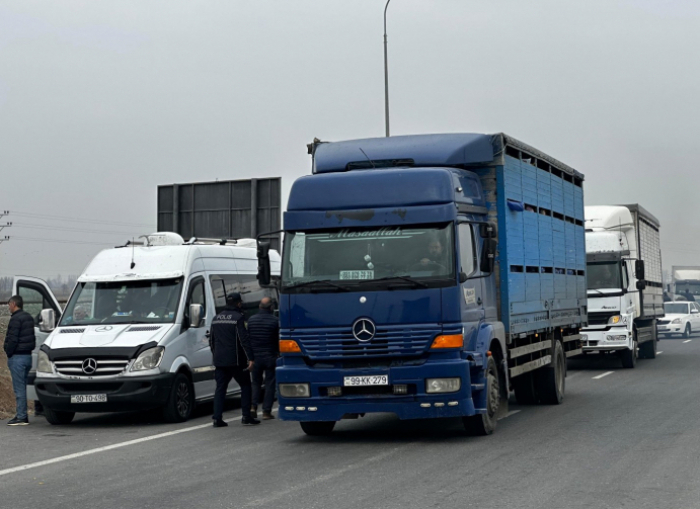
[343,375,389,387]
[70,394,107,404]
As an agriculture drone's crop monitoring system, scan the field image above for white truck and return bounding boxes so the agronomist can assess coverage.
[13,232,280,424]
[671,266,700,301]
[581,204,663,368]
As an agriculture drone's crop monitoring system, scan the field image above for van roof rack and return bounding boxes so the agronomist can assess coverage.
[185,237,239,246]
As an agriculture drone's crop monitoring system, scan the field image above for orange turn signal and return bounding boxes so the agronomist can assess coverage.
[279,340,302,353]
[430,334,464,349]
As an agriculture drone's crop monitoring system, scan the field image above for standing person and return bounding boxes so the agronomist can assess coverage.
[4,296,36,426]
[210,292,260,427]
[248,298,279,420]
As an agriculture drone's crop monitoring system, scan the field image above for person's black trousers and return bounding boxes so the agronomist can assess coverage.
[213,366,252,421]
[252,356,276,413]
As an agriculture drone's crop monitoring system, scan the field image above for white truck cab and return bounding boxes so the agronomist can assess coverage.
[15,232,280,425]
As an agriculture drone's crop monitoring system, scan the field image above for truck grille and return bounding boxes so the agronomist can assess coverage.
[284,324,456,360]
[587,312,616,326]
[54,358,130,377]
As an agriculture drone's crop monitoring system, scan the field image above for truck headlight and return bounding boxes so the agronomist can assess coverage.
[130,346,165,371]
[37,350,52,373]
[608,315,624,325]
[426,378,461,393]
[672,318,682,324]
[279,383,310,398]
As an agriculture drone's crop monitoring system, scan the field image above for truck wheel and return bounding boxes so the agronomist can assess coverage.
[300,421,336,436]
[534,341,565,405]
[683,324,691,339]
[44,407,75,425]
[162,373,194,423]
[512,371,538,405]
[638,327,657,359]
[463,356,499,435]
[620,340,638,369]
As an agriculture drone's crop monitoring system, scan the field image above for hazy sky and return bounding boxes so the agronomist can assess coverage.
[1,0,699,281]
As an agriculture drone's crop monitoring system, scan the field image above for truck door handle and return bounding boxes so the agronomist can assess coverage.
[477,297,482,306]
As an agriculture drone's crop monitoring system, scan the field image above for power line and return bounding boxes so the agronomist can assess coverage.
[7,211,155,228]
[11,222,142,236]
[9,236,119,246]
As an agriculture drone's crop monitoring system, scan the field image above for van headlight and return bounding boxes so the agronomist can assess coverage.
[131,347,165,371]
[37,350,52,373]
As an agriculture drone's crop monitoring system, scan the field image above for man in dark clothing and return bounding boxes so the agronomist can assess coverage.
[248,297,279,420]
[4,295,36,426]
[210,292,260,427]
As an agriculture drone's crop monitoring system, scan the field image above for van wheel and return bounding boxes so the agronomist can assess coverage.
[163,374,194,423]
[44,407,75,425]
[300,421,335,436]
[621,340,638,369]
[534,341,565,405]
[463,356,499,435]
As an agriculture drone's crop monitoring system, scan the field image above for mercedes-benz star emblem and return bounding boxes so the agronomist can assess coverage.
[352,318,376,342]
[82,358,98,375]
[95,326,113,332]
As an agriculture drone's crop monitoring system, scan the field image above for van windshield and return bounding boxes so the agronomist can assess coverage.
[59,278,183,326]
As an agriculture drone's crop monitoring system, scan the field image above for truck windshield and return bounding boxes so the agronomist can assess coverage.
[282,223,455,292]
[587,262,622,290]
[59,278,184,326]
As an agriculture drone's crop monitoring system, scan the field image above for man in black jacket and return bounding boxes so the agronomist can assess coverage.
[210,292,260,427]
[4,295,36,426]
[248,297,279,420]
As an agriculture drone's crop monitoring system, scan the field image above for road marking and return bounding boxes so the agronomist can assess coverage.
[657,351,663,355]
[684,340,692,343]
[592,371,614,380]
[0,407,258,478]
[498,410,521,421]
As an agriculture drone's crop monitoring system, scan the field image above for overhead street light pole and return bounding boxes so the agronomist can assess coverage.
[384,0,391,137]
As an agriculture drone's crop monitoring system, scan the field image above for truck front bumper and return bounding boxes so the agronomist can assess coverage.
[276,358,477,422]
[580,328,631,352]
[35,373,175,413]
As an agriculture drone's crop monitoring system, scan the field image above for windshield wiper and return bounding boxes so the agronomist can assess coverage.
[359,275,429,288]
[284,279,351,292]
[587,289,607,297]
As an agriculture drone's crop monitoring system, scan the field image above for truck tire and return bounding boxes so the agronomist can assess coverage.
[639,326,657,359]
[300,421,335,436]
[162,373,194,423]
[534,341,565,405]
[620,339,638,369]
[44,407,75,425]
[463,356,499,435]
[683,323,691,339]
[512,371,538,405]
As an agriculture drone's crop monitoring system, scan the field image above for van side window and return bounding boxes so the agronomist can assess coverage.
[17,282,61,324]
[184,278,206,329]
[458,224,476,276]
[209,274,277,319]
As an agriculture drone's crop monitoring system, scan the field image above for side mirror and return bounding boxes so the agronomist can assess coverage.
[480,238,497,274]
[459,272,468,283]
[257,240,271,286]
[635,260,645,281]
[692,309,699,314]
[189,304,204,328]
[636,280,646,291]
[39,309,56,333]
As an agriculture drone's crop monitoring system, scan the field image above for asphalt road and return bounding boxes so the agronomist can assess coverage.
[1,336,699,509]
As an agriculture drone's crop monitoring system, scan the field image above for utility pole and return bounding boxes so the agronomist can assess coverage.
[0,236,9,244]
[384,0,391,137]
[0,211,10,243]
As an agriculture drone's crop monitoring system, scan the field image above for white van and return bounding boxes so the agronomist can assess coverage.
[13,232,280,425]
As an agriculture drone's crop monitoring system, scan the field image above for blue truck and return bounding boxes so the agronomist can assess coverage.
[256,133,587,435]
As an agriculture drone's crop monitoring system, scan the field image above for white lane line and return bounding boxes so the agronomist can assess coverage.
[498,410,521,421]
[592,371,614,380]
[0,408,255,478]
[684,340,692,343]
[657,351,663,355]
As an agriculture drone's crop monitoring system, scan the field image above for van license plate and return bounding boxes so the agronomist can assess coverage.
[70,394,107,403]
[343,375,389,387]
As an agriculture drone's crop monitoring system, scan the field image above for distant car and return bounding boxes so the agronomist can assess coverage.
[658,301,700,338]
